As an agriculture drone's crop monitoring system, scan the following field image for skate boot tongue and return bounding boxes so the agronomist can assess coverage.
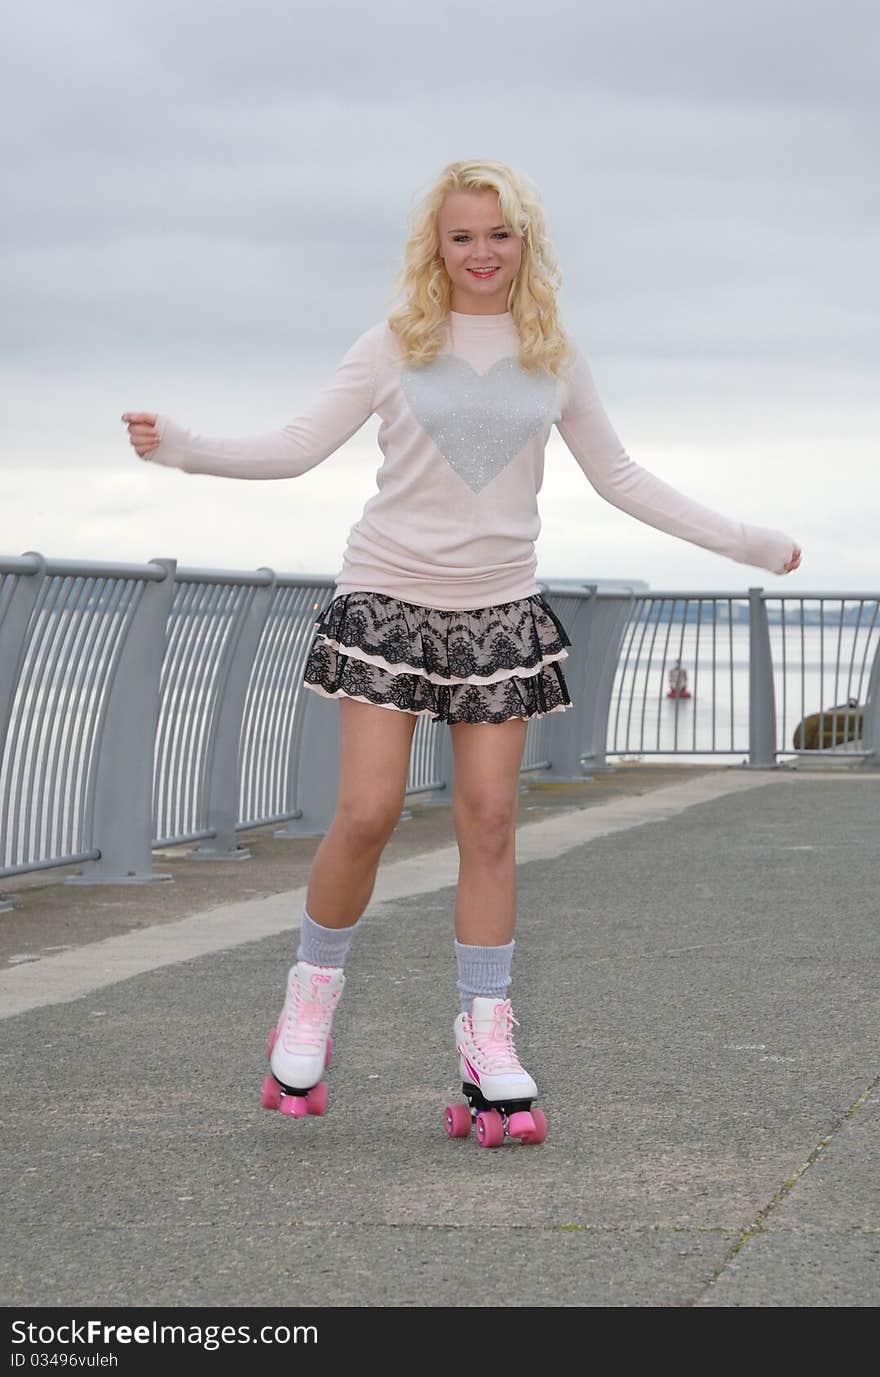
[470,996,515,1039]
[469,997,524,1069]
[282,962,345,1053]
[292,961,345,1000]
[465,996,534,1091]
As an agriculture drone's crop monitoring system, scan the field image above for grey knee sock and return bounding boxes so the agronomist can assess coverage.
[297,905,357,968]
[454,938,516,1014]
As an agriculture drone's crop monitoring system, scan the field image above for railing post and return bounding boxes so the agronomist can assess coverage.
[532,588,597,781]
[580,591,637,773]
[859,632,880,769]
[65,558,177,887]
[746,586,778,769]
[186,568,277,860]
[0,552,48,910]
[532,588,636,781]
[384,711,455,816]
[434,724,455,800]
[275,688,340,838]
[0,553,47,746]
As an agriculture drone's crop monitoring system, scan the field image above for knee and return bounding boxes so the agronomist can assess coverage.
[334,796,402,851]
[455,798,517,860]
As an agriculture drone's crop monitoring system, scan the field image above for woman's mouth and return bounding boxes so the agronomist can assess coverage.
[467,267,499,278]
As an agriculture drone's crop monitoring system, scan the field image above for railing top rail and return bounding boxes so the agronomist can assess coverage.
[537,582,615,601]
[0,552,170,581]
[757,591,880,601]
[3,554,877,605]
[539,584,747,600]
[605,589,745,600]
[0,555,44,575]
[274,573,338,590]
[174,568,335,590]
[581,588,880,602]
[175,565,275,588]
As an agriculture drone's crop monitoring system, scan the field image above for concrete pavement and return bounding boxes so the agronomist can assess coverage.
[1,760,878,1307]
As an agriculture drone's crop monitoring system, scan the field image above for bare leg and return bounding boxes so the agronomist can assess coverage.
[305,697,418,928]
[450,717,528,945]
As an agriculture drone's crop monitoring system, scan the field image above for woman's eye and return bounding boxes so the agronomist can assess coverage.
[453,232,510,242]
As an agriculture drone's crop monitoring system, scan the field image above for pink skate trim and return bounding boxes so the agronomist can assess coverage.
[461,1054,482,1086]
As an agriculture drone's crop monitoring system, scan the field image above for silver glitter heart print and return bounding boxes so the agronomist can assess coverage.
[399,354,558,494]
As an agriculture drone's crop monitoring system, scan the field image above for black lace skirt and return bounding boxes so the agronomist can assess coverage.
[302,589,573,725]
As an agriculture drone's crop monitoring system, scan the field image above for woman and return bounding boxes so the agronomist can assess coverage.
[123,158,802,1147]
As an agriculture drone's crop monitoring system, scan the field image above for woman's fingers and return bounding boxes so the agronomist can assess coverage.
[129,434,158,456]
[121,412,160,458]
[783,545,803,573]
[121,412,158,425]
[123,419,158,440]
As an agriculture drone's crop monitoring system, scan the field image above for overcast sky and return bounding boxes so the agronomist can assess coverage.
[2,0,877,593]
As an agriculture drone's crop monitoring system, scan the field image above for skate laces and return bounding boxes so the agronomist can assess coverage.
[283,972,338,1052]
[472,999,524,1072]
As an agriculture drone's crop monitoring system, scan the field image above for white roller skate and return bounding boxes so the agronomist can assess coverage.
[444,996,547,1147]
[261,961,345,1119]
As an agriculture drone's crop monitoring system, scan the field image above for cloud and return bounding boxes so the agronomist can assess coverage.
[2,0,877,589]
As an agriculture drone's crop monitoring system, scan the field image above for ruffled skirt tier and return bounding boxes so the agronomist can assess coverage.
[303,590,573,725]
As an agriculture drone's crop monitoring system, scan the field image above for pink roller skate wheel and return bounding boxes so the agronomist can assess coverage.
[443,1103,472,1139]
[527,1108,548,1144]
[507,1110,535,1141]
[280,1094,310,1118]
[260,1075,281,1111]
[475,1109,504,1148]
[325,1035,333,1070]
[307,1081,329,1116]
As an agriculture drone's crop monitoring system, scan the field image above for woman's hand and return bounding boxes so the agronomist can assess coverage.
[121,411,160,458]
[782,544,802,574]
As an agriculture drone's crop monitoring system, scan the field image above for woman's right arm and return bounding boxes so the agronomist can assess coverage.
[123,323,381,479]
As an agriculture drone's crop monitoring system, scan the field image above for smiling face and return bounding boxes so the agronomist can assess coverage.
[437,188,523,315]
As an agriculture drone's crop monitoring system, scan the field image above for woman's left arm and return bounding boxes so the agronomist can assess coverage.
[556,342,802,575]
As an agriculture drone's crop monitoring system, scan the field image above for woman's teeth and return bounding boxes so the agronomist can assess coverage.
[468,267,499,277]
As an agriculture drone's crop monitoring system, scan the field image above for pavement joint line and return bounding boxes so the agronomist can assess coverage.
[585,935,766,964]
[2,1218,739,1234]
[7,1216,878,1234]
[0,768,867,1021]
[689,1068,880,1306]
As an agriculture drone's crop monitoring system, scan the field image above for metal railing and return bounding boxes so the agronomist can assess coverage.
[1,553,877,903]
[605,588,880,765]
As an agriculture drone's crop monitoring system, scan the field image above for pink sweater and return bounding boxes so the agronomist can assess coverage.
[145,309,795,609]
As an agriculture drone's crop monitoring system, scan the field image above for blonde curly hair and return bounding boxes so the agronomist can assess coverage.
[386,158,574,378]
